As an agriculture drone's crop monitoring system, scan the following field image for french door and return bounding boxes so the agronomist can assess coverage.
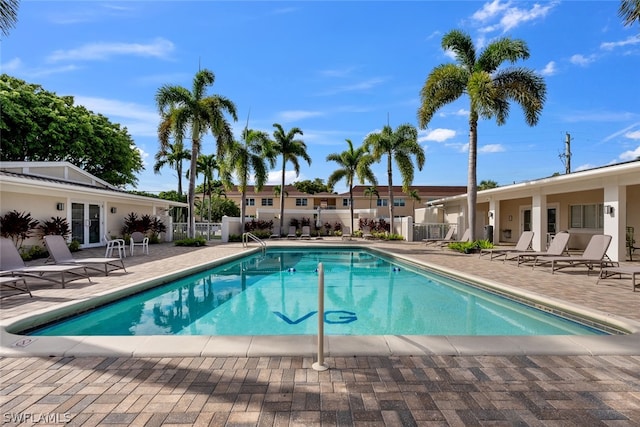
[71,202,102,247]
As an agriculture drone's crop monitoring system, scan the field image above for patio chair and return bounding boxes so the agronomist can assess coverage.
[532,234,613,275]
[43,235,126,276]
[0,275,32,297]
[300,226,311,239]
[286,226,297,239]
[0,237,91,289]
[362,226,374,240]
[129,231,149,256]
[506,231,570,267]
[598,265,640,291]
[439,228,470,249]
[479,231,534,261]
[104,235,126,259]
[422,226,455,247]
[270,225,281,239]
[341,226,352,241]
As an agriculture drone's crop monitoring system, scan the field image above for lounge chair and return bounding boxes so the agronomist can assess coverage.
[104,235,126,258]
[479,231,534,261]
[598,266,640,291]
[129,231,149,256]
[300,226,311,239]
[532,234,613,275]
[0,237,91,289]
[341,226,352,241]
[44,235,127,276]
[422,226,455,246]
[362,226,374,240]
[286,226,297,239]
[0,275,32,297]
[439,228,470,249]
[507,231,570,266]
[270,225,281,239]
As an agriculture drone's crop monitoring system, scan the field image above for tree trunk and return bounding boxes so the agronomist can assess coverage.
[349,186,354,234]
[387,153,394,230]
[187,142,200,239]
[279,155,286,233]
[468,113,478,242]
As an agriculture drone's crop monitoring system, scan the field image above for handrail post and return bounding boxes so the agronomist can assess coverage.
[312,262,328,371]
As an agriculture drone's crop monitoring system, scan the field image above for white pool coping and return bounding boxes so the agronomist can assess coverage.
[2,247,640,358]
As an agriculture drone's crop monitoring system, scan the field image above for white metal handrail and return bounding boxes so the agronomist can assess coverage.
[242,232,266,250]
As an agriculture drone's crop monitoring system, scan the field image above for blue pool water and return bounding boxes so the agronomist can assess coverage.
[29,248,606,336]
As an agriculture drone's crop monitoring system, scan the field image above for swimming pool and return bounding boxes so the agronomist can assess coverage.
[27,248,607,337]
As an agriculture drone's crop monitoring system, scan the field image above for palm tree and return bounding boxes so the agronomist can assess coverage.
[407,188,421,213]
[478,179,499,190]
[619,0,640,26]
[192,153,219,222]
[223,128,275,225]
[156,69,237,237]
[326,139,377,234]
[153,140,190,196]
[271,123,311,232]
[364,186,379,209]
[0,0,19,36]
[364,123,425,225]
[418,30,546,240]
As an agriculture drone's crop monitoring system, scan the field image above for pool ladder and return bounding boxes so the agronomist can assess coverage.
[242,232,266,251]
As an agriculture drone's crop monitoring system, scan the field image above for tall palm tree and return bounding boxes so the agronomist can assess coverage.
[407,188,421,213]
[326,139,377,234]
[192,153,218,222]
[364,123,425,225]
[418,30,546,240]
[153,141,190,196]
[619,0,640,26]
[222,128,275,225]
[156,69,237,237]
[271,123,311,232]
[364,186,379,209]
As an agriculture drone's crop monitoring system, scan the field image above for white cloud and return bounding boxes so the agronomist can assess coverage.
[276,110,324,122]
[625,130,640,140]
[74,96,159,137]
[600,36,640,50]
[47,38,175,62]
[319,66,356,78]
[419,128,456,143]
[540,61,557,76]
[619,146,640,161]
[575,163,597,171]
[439,108,469,118]
[1,57,22,72]
[472,0,558,33]
[570,54,596,66]
[267,170,301,185]
[320,77,387,95]
[479,144,505,153]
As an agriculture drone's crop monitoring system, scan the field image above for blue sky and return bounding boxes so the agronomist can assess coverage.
[2,1,639,194]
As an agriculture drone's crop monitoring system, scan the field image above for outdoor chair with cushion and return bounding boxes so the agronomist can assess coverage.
[1,237,91,289]
[506,231,571,266]
[479,231,534,261]
[129,231,149,256]
[44,235,126,276]
[532,234,613,275]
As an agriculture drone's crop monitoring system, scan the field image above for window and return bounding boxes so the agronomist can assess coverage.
[570,204,604,229]
[393,199,405,207]
[342,199,351,207]
[245,198,255,206]
[261,198,273,206]
[295,198,308,206]
[376,199,388,207]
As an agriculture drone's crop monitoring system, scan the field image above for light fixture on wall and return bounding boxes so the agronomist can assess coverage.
[56,202,64,211]
[488,211,494,219]
[508,215,513,221]
[604,205,614,215]
[110,207,117,214]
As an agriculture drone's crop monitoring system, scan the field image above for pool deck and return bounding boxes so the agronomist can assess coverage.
[2,239,640,425]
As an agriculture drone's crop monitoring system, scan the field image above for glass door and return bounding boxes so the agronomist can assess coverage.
[71,202,102,247]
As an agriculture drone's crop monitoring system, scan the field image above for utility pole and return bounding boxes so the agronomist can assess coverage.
[559,132,572,174]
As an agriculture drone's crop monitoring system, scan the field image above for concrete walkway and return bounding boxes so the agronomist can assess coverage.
[2,239,640,425]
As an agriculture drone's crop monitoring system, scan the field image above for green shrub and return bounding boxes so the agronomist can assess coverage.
[20,245,48,261]
[448,239,494,253]
[174,237,207,247]
[228,234,243,242]
[68,240,81,252]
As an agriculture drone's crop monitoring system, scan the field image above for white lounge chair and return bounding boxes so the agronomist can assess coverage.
[287,226,297,239]
[270,225,281,239]
[507,232,570,266]
[300,226,311,239]
[129,231,149,256]
[341,226,352,241]
[362,226,374,240]
[422,227,455,246]
[1,237,91,289]
[533,234,613,275]
[479,231,534,261]
[44,235,126,276]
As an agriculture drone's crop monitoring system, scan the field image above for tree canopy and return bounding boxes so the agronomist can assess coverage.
[293,178,331,194]
[0,74,143,187]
